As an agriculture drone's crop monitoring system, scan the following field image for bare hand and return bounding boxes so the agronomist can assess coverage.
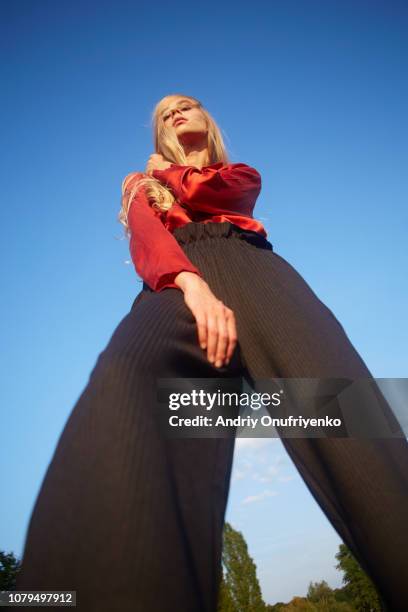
[145,153,173,176]
[175,272,238,368]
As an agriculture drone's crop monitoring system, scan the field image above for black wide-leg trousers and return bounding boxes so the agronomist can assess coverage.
[16,222,408,612]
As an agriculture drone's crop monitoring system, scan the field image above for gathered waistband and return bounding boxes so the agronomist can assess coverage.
[173,221,273,251]
[139,221,273,294]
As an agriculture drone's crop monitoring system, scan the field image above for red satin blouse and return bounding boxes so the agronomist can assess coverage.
[126,161,267,292]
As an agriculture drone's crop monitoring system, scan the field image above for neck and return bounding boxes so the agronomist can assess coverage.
[182,144,210,169]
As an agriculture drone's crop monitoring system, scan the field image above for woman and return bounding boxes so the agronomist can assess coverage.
[16,94,408,612]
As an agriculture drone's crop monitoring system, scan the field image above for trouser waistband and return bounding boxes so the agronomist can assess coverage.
[172,221,273,251]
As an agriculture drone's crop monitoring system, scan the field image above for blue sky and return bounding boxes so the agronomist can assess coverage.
[1,0,407,605]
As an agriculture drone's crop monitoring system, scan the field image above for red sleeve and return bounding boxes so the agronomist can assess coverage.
[126,175,203,292]
[151,162,261,215]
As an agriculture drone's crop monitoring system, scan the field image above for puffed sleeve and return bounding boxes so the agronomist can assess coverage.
[126,174,203,292]
[151,162,261,215]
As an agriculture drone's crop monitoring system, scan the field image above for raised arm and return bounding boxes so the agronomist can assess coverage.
[125,174,202,292]
[151,162,261,215]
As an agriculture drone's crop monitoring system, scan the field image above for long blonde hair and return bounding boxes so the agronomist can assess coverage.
[118,94,230,235]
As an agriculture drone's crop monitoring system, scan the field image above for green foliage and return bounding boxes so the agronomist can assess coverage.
[216,528,374,612]
[218,522,266,612]
[218,575,237,612]
[284,596,318,610]
[304,579,355,611]
[307,580,333,605]
[0,551,21,590]
[2,538,386,612]
[335,544,383,612]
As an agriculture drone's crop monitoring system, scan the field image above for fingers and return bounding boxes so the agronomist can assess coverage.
[204,303,237,368]
[145,158,155,176]
[183,281,238,368]
[213,308,229,368]
[145,153,164,176]
[206,314,218,365]
[195,314,207,350]
[225,308,238,365]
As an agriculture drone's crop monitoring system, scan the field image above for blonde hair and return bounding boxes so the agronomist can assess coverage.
[118,94,230,235]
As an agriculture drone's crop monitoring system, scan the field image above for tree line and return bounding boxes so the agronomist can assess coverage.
[217,523,385,612]
[1,524,386,611]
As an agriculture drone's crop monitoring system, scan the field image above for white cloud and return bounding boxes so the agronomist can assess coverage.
[241,489,278,505]
[278,475,296,483]
[231,459,253,482]
[231,442,291,486]
[253,464,280,483]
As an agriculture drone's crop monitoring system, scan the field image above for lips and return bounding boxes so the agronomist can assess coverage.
[174,118,187,127]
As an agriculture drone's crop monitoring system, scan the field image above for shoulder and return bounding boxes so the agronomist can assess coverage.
[223,162,261,183]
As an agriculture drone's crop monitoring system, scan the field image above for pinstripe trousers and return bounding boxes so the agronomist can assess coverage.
[16,222,408,612]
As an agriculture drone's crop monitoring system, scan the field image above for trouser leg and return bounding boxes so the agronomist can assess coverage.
[231,250,408,612]
[15,288,244,612]
[183,235,408,612]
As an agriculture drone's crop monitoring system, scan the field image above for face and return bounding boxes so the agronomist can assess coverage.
[161,98,208,146]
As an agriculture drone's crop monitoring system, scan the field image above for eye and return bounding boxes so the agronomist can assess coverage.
[162,104,192,122]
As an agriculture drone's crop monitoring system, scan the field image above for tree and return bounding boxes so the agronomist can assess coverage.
[307,580,333,608]
[335,544,383,612]
[0,551,21,590]
[218,522,266,612]
[305,579,356,611]
[218,575,237,612]
[284,596,317,610]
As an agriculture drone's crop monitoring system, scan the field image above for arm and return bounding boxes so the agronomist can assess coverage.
[151,162,262,215]
[126,170,239,370]
[126,174,203,292]
[128,194,202,292]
